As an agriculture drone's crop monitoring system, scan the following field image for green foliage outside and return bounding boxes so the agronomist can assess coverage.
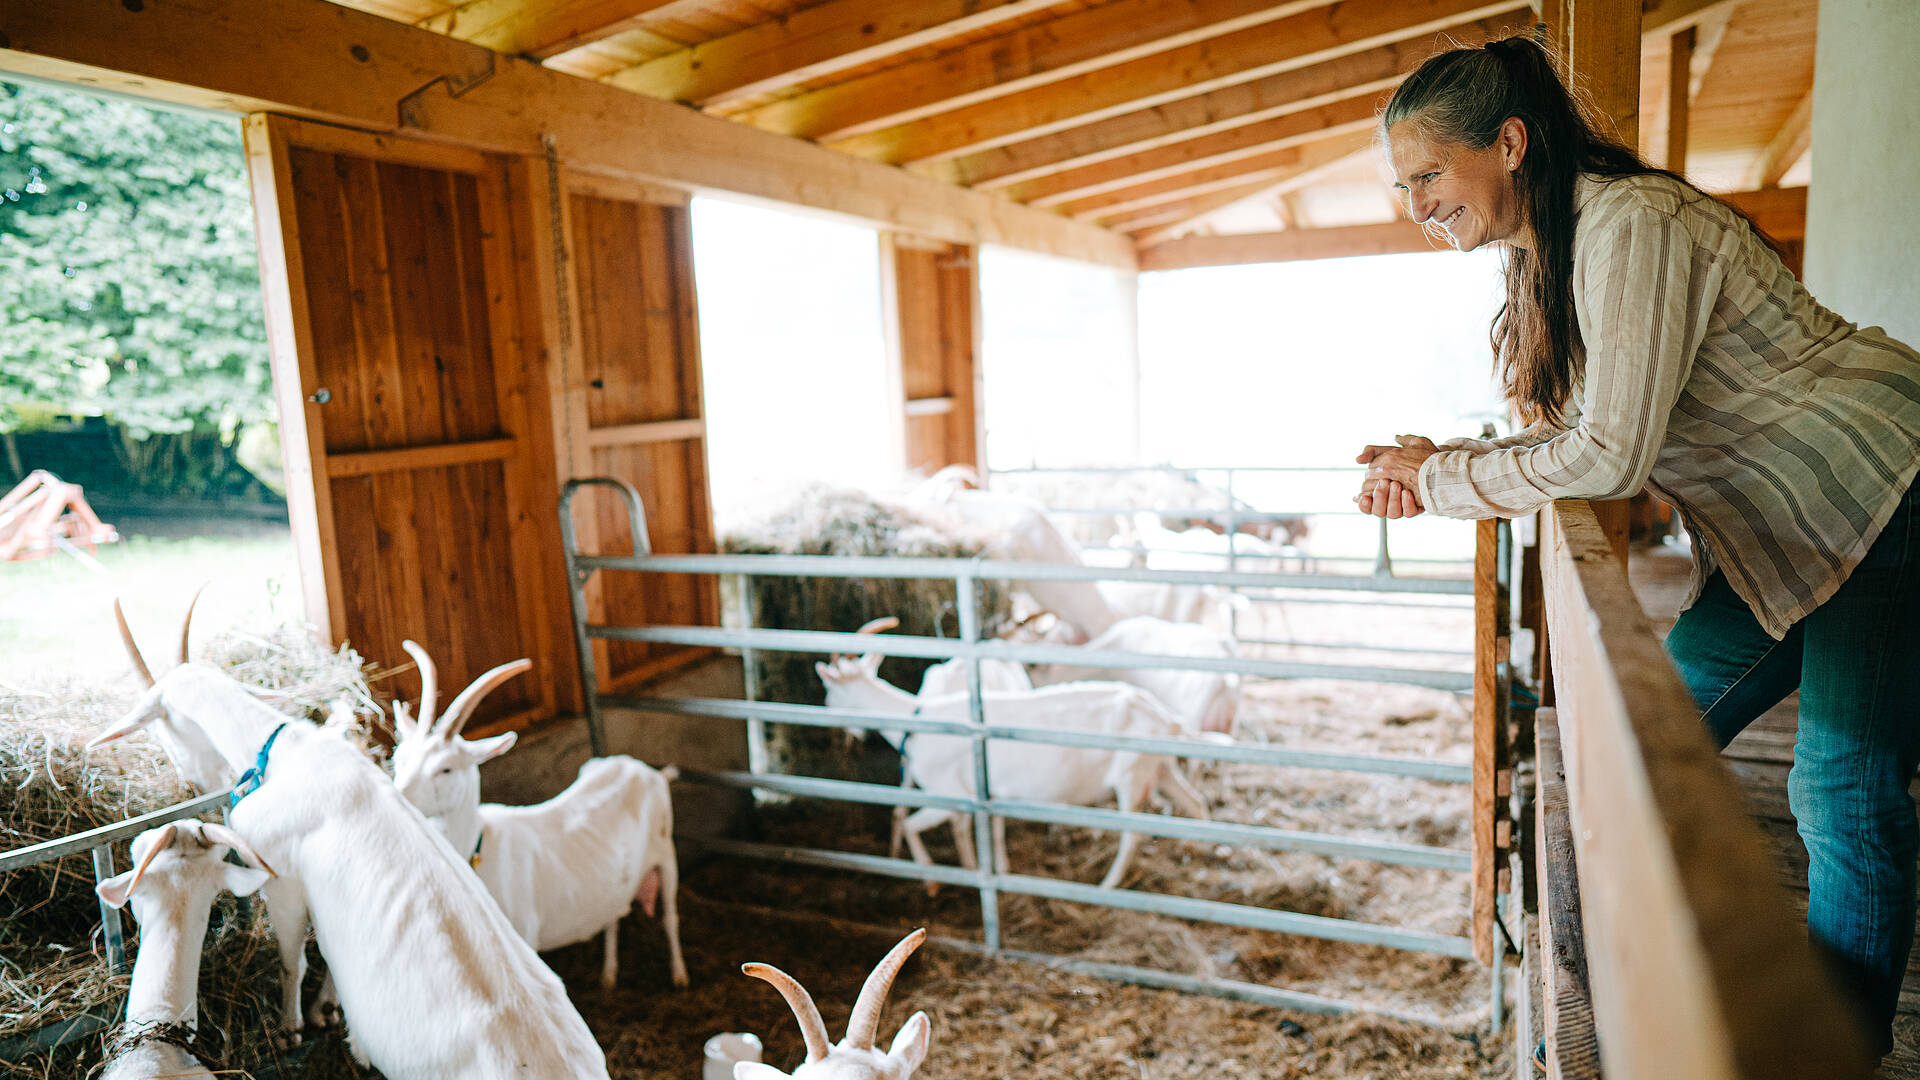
[0,78,276,498]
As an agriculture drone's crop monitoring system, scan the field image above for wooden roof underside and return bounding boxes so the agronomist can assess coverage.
[331,0,1815,254]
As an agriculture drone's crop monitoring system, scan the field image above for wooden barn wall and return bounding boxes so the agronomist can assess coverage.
[245,116,562,733]
[565,180,719,690]
[882,236,983,476]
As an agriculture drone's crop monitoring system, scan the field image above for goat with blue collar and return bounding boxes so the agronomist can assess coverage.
[89,600,610,1079]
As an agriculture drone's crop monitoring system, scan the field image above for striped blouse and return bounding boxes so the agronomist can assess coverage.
[1414,173,1920,639]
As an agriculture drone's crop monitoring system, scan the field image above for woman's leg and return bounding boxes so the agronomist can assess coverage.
[1663,571,1803,747]
[1791,485,1920,1056]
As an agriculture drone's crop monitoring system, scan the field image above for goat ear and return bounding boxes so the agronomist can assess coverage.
[222,864,273,898]
[862,653,883,675]
[887,1011,931,1072]
[464,731,517,765]
[734,1064,789,1080]
[95,870,138,910]
[814,661,835,682]
[87,692,165,751]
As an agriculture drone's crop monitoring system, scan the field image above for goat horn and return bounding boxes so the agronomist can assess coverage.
[400,640,439,734]
[122,823,179,901]
[833,616,901,665]
[178,582,208,667]
[197,822,278,879]
[742,962,831,1063]
[844,928,926,1051]
[114,598,155,690]
[438,658,532,737]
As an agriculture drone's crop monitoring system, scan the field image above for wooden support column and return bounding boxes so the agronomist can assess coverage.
[1666,26,1694,173]
[1555,0,1638,570]
[880,233,985,477]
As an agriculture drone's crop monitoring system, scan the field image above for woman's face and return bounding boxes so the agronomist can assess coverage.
[1385,119,1528,251]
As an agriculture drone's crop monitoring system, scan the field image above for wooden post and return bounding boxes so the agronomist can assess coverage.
[1666,26,1694,173]
[1558,0,1639,573]
[1472,517,1509,966]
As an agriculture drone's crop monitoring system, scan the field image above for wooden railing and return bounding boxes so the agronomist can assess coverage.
[1529,500,1873,1078]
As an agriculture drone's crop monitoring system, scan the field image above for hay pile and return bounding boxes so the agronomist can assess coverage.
[0,622,378,1077]
[718,485,1014,822]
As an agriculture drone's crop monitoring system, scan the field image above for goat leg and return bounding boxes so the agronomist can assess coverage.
[1099,770,1156,890]
[261,878,309,1047]
[658,855,688,988]
[900,807,950,897]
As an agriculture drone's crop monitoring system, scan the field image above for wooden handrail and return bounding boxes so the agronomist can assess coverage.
[1537,500,1873,1078]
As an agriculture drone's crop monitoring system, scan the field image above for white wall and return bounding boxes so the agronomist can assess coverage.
[1803,0,1920,344]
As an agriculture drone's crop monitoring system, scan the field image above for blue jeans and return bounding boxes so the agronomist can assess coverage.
[1664,482,1920,1056]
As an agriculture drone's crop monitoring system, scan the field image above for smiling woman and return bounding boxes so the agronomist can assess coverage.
[1354,32,1920,1062]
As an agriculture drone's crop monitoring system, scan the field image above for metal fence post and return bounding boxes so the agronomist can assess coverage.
[92,845,125,973]
[955,565,1001,952]
[737,573,769,781]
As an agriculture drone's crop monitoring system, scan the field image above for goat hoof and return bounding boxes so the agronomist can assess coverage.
[923,881,941,899]
[274,1028,304,1050]
[305,1001,343,1030]
[671,969,690,989]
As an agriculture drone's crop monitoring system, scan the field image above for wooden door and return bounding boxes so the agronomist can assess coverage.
[243,115,561,733]
[557,173,720,692]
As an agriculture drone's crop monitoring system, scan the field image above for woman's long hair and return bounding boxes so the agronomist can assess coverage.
[1382,34,1716,426]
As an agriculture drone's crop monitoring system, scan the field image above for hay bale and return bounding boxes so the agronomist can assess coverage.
[719,485,1014,813]
[0,621,377,1076]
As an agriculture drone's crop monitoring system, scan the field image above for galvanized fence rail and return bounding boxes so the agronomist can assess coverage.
[561,477,1490,1020]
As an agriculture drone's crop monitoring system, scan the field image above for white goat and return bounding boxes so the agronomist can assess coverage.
[94,821,276,1080]
[905,469,1115,642]
[736,929,931,1080]
[1028,615,1241,736]
[387,640,687,990]
[816,624,1209,890]
[89,619,610,1079]
[1129,510,1287,573]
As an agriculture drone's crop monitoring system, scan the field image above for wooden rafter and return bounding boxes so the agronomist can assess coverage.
[1745,85,1813,189]
[933,10,1530,190]
[729,0,1350,143]
[419,0,686,59]
[1025,95,1380,209]
[1115,144,1376,242]
[827,0,1527,166]
[1137,220,1438,269]
[602,0,1041,109]
[1639,0,1741,37]
[1068,131,1371,220]
[0,0,1134,268]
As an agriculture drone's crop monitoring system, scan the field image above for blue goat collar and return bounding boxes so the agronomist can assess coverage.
[229,722,289,808]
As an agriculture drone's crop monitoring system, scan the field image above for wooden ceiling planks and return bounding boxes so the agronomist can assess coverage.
[822,0,1526,165]
[309,0,1828,248]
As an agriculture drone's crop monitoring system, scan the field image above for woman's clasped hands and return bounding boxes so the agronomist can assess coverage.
[1354,434,1438,518]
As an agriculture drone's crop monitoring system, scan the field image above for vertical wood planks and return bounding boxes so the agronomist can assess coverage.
[249,116,556,733]
[883,234,984,476]
[562,182,719,690]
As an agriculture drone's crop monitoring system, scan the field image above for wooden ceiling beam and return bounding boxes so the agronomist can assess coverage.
[419,0,687,59]
[1639,0,1740,37]
[0,0,1134,268]
[1744,86,1813,189]
[1122,145,1379,244]
[1015,93,1380,208]
[602,0,1043,108]
[933,10,1530,191]
[1721,186,1806,242]
[1138,220,1439,270]
[1064,131,1372,220]
[732,0,1349,143]
[828,0,1527,166]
